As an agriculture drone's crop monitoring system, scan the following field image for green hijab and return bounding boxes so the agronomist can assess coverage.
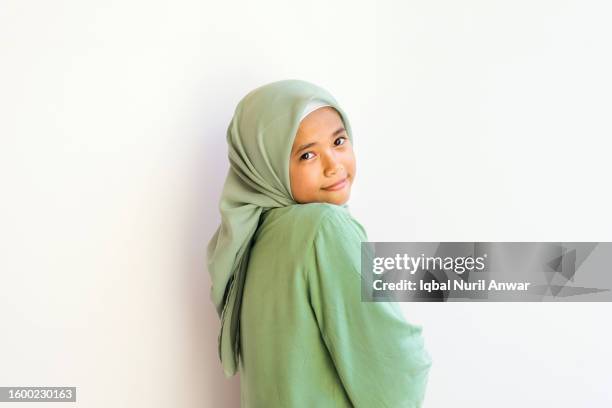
[206,79,354,377]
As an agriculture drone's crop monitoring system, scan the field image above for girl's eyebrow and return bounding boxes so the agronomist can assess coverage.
[294,127,346,155]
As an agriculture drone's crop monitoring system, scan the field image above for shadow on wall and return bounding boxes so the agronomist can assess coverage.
[181,81,241,407]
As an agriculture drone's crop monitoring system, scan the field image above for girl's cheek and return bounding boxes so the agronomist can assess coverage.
[307,168,320,184]
[295,167,316,186]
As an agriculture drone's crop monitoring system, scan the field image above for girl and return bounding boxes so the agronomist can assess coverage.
[207,79,431,407]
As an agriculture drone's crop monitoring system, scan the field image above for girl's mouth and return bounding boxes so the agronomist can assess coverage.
[322,177,349,191]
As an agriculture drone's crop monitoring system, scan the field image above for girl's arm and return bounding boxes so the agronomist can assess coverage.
[309,208,432,408]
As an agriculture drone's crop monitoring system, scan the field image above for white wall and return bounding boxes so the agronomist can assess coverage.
[1,1,610,407]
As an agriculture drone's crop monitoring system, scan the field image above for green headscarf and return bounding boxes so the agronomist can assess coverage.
[206,79,354,377]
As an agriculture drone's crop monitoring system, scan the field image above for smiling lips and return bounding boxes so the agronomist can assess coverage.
[322,177,349,191]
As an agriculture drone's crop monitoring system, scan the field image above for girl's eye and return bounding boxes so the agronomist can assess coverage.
[299,137,347,161]
[300,152,314,161]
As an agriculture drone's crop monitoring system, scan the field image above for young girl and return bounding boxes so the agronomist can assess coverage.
[207,79,432,407]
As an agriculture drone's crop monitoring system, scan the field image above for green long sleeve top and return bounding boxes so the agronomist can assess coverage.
[239,202,432,407]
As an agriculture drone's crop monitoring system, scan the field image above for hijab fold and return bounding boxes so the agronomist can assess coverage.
[206,79,353,377]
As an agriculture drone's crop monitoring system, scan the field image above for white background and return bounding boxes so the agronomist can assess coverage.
[2,0,611,407]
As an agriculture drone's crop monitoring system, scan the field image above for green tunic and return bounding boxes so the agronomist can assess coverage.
[239,202,432,407]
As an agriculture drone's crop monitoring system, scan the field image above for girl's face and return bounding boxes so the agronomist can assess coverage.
[289,107,356,205]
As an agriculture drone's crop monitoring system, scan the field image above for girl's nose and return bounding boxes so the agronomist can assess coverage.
[322,149,344,177]
[324,161,344,177]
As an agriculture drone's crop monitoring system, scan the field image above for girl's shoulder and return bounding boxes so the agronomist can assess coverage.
[269,202,350,227]
[310,203,368,243]
[292,202,347,220]
[258,202,366,244]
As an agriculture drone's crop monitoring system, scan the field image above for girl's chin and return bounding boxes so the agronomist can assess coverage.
[321,191,350,205]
